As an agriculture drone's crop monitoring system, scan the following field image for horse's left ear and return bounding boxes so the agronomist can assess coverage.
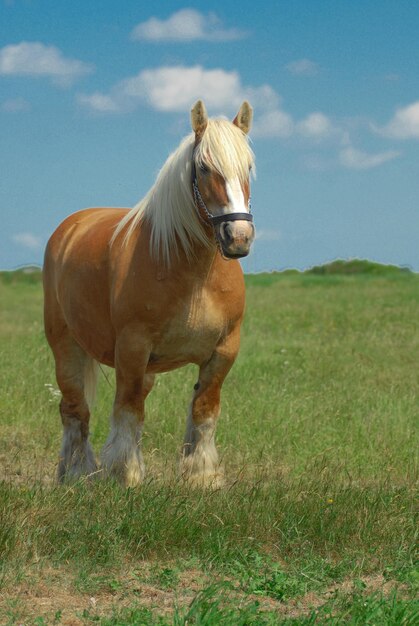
[191,100,208,136]
[233,101,253,134]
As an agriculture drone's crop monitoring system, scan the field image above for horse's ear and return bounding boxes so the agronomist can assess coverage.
[233,101,253,134]
[191,100,208,136]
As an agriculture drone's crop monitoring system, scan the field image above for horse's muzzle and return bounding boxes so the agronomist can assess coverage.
[218,220,255,258]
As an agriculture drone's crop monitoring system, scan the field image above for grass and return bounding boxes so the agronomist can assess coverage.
[0,265,418,624]
[81,587,419,625]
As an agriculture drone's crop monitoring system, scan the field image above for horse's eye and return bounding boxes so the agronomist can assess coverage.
[199,163,209,174]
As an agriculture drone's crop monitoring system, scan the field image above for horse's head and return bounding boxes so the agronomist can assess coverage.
[191,100,255,259]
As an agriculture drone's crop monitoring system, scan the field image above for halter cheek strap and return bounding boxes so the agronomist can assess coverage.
[191,158,254,228]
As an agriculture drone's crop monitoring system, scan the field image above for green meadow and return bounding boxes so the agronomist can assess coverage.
[0,264,418,625]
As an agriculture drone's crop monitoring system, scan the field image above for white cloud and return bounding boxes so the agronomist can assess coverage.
[77,62,372,164]
[286,58,319,76]
[339,146,400,170]
[297,112,334,138]
[78,63,298,140]
[1,97,30,112]
[253,107,336,140]
[131,9,245,42]
[77,63,334,143]
[123,66,245,112]
[12,232,43,250]
[0,42,93,86]
[377,101,419,139]
[78,65,279,116]
[77,92,120,113]
[252,109,294,138]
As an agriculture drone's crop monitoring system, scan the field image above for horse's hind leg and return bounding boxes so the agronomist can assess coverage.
[51,332,98,482]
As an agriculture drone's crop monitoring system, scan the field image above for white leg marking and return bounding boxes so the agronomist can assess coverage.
[101,410,144,487]
[181,409,224,488]
[58,416,97,482]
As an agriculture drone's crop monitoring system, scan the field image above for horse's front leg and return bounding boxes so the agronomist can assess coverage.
[181,325,241,487]
[101,330,154,487]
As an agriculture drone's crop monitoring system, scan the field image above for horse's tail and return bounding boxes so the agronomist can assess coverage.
[84,356,99,411]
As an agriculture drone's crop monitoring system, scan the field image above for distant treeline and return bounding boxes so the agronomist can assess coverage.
[0,259,413,286]
[0,266,43,285]
[304,259,412,275]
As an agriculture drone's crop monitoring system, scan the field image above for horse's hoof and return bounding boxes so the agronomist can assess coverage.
[182,470,225,490]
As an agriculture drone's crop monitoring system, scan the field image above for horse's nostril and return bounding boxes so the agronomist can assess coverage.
[222,223,233,244]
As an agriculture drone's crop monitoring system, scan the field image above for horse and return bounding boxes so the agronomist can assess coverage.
[43,100,255,487]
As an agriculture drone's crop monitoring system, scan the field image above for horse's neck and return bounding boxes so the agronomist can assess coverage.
[127,217,219,284]
[182,239,219,283]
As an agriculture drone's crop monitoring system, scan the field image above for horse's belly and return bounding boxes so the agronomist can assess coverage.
[148,296,225,372]
[149,331,219,372]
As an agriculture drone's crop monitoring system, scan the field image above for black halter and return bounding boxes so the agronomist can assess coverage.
[191,157,254,228]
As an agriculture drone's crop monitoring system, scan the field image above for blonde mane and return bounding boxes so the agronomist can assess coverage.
[112,118,255,265]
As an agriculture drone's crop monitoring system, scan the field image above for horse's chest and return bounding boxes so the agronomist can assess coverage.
[151,292,225,369]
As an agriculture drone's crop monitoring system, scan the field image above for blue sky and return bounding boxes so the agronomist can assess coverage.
[1,0,419,272]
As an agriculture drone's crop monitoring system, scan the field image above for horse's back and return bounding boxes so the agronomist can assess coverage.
[44,207,127,263]
[43,208,128,364]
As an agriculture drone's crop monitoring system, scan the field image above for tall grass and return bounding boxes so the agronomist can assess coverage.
[0,269,417,623]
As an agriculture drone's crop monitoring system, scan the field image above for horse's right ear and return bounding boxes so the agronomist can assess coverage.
[191,100,208,136]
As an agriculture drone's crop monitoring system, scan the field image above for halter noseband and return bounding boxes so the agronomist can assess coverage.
[191,156,254,229]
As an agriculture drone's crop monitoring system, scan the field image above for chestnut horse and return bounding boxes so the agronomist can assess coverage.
[43,100,255,487]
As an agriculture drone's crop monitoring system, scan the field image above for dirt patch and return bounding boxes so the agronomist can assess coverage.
[0,567,196,625]
[271,574,409,619]
[0,566,407,625]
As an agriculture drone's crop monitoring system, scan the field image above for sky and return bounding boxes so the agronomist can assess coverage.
[1,0,419,272]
